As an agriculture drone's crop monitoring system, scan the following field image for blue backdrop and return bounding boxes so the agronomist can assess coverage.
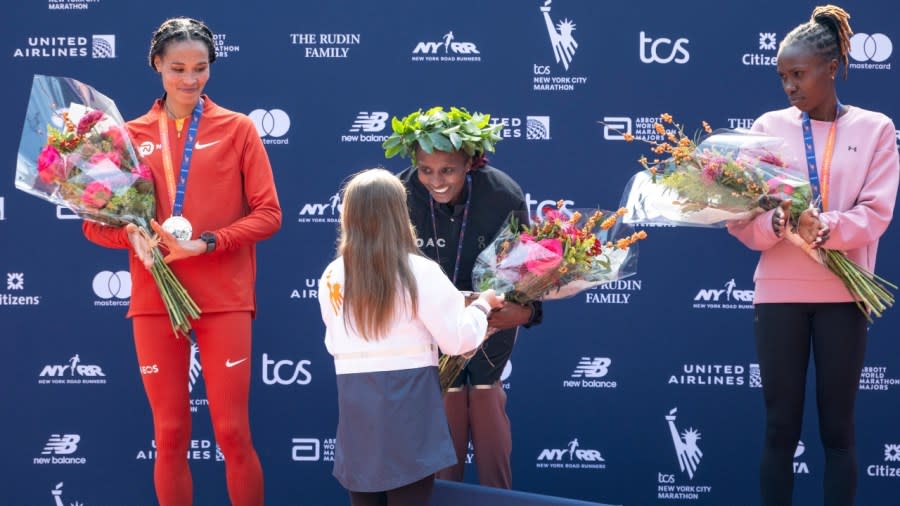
[2,1,899,505]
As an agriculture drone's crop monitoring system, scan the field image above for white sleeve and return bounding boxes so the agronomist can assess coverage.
[317,268,336,356]
[416,260,489,356]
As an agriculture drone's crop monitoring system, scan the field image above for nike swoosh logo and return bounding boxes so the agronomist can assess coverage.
[225,358,248,368]
[195,140,221,150]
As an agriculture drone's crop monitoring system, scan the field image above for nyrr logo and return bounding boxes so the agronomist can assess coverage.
[290,278,318,300]
[298,192,341,223]
[342,112,390,143]
[849,33,892,70]
[38,354,106,385]
[564,357,617,388]
[692,278,753,309]
[742,32,778,66]
[639,31,690,64]
[92,270,130,307]
[291,437,335,462]
[34,434,87,465]
[248,109,290,145]
[262,353,312,386]
[536,438,606,470]
[411,31,481,62]
[866,443,900,477]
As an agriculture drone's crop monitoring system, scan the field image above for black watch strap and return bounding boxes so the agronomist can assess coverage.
[200,231,216,253]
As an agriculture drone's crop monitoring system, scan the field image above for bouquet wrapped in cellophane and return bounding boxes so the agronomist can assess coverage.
[617,113,894,321]
[438,203,647,392]
[15,74,200,337]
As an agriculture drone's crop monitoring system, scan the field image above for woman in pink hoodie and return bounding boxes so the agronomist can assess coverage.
[727,5,899,505]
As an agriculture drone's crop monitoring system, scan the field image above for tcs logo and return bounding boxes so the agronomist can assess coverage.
[262,353,312,385]
[639,31,690,64]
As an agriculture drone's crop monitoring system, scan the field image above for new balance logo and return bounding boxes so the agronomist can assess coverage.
[349,112,388,133]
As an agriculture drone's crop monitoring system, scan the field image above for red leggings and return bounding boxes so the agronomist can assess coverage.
[133,312,263,506]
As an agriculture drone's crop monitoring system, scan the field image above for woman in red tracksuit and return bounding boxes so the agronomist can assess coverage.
[83,17,281,506]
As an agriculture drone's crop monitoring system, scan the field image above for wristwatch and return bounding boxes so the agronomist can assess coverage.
[200,231,217,253]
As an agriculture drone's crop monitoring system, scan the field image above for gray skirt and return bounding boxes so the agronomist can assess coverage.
[333,366,457,492]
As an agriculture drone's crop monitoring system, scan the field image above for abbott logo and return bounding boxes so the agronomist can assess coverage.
[350,112,388,133]
[92,35,115,58]
[92,271,131,299]
[602,116,632,140]
[850,33,892,63]
[262,354,312,385]
[639,31,689,64]
[291,438,320,461]
[249,109,290,144]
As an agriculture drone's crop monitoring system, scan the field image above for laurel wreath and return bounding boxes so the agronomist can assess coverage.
[382,106,503,163]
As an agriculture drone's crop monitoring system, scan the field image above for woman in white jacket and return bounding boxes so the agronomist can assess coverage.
[318,168,503,506]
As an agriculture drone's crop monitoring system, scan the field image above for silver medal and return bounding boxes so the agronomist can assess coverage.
[162,216,193,241]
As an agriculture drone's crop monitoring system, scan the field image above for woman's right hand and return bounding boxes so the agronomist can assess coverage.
[125,223,155,270]
[771,200,791,237]
[476,289,505,310]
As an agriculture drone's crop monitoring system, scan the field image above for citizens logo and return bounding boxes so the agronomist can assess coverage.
[692,278,753,310]
[668,363,746,387]
[564,357,617,388]
[341,111,390,143]
[534,1,588,92]
[248,109,290,145]
[92,270,130,307]
[742,32,778,67]
[298,191,341,224]
[13,34,115,58]
[866,443,900,478]
[849,33,892,70]
[291,437,335,462]
[657,408,713,500]
[262,353,312,386]
[38,354,106,385]
[136,439,224,462]
[48,0,100,11]
[639,31,690,64]
[290,32,361,58]
[2,271,41,306]
[859,365,900,392]
[34,434,86,465]
[585,279,642,305]
[291,278,319,300]
[213,33,240,58]
[793,441,810,474]
[411,30,481,62]
[536,437,606,470]
[51,482,84,506]
[487,115,551,141]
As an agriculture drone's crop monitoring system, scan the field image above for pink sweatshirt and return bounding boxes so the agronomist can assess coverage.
[727,105,899,303]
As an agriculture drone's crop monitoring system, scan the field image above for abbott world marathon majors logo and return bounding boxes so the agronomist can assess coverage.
[341,111,390,143]
[411,30,481,62]
[866,443,900,478]
[741,32,778,67]
[213,33,240,58]
[92,270,130,307]
[249,109,290,145]
[536,437,606,470]
[2,272,41,307]
[533,1,587,92]
[658,408,712,500]
[290,32,361,58]
[601,115,678,143]
[38,354,106,385]
[298,191,341,224]
[136,439,224,462]
[849,32,892,70]
[13,34,115,58]
[564,357,616,388]
[692,278,753,310]
[489,116,551,141]
[292,437,335,462]
[859,365,900,392]
[34,434,86,465]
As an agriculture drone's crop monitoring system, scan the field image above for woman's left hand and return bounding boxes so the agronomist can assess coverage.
[150,219,207,264]
[796,208,830,248]
[487,302,533,330]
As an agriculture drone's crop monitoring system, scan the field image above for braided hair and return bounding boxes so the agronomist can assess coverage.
[780,5,853,79]
[148,17,217,71]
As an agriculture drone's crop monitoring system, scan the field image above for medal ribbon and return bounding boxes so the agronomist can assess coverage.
[429,174,472,285]
[158,98,204,216]
[801,103,840,211]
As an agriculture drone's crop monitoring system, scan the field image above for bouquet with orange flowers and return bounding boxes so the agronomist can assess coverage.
[438,203,647,392]
[15,74,200,337]
[617,113,894,321]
